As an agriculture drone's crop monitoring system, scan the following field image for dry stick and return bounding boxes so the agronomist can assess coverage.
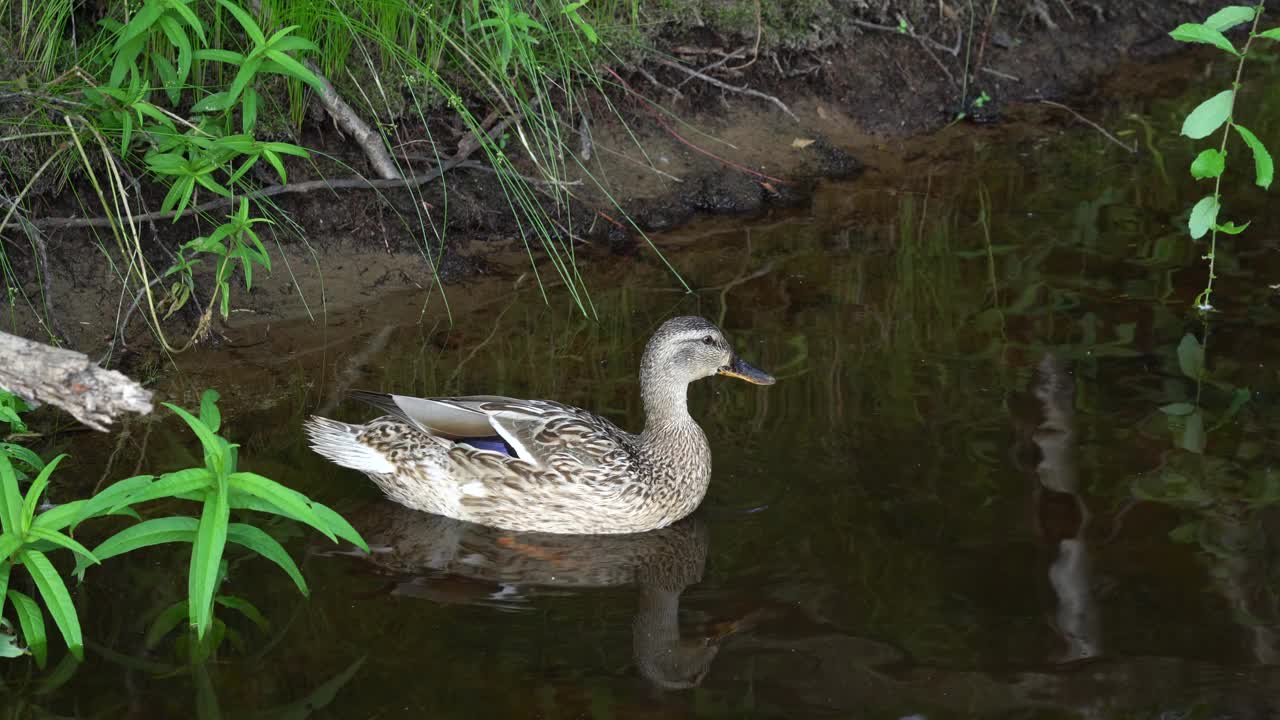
[633,64,683,99]
[30,160,489,230]
[603,67,788,185]
[973,0,1001,85]
[850,17,960,55]
[651,57,798,122]
[1039,100,1137,154]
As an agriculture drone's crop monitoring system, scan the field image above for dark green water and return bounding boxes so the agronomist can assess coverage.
[8,57,1280,718]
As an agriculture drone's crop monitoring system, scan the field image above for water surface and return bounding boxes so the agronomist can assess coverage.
[9,56,1280,718]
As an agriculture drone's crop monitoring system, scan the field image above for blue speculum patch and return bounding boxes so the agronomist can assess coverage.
[459,436,517,457]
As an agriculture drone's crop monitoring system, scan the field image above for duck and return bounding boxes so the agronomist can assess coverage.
[304,316,774,534]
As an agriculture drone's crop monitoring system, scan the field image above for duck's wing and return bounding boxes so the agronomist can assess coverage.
[350,391,634,472]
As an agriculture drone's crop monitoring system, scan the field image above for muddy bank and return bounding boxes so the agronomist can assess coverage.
[2,1,1209,359]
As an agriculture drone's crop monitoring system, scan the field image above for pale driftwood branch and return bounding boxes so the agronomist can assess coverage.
[651,57,799,122]
[0,331,153,431]
[309,61,402,180]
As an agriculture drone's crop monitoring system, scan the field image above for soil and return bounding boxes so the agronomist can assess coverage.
[1,0,1212,363]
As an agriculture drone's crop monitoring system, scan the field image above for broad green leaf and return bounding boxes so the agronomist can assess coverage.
[9,590,47,668]
[20,550,83,660]
[0,533,21,562]
[0,561,10,620]
[1190,148,1225,179]
[28,528,97,566]
[192,91,232,113]
[1216,220,1250,235]
[1169,22,1239,54]
[216,0,267,46]
[199,390,222,433]
[80,516,198,576]
[311,502,368,552]
[1232,124,1273,189]
[1188,195,1219,239]
[0,453,25,534]
[226,473,334,542]
[21,454,67,531]
[261,148,285,183]
[215,594,269,630]
[190,486,230,639]
[267,35,319,55]
[260,141,309,157]
[151,51,179,105]
[1178,410,1206,454]
[156,15,193,85]
[1260,28,1280,41]
[108,468,211,514]
[1159,402,1196,416]
[1178,333,1205,380]
[33,474,154,532]
[1181,90,1235,139]
[169,0,207,43]
[241,87,259,134]
[114,1,166,49]
[145,599,189,648]
[1204,6,1256,32]
[227,523,307,595]
[226,56,263,108]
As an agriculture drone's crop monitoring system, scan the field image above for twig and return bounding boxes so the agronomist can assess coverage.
[29,160,487,230]
[981,66,1020,81]
[651,57,798,122]
[850,17,959,55]
[1039,100,1137,154]
[633,64,683,100]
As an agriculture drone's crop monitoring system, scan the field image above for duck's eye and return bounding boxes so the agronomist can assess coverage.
[701,336,715,346]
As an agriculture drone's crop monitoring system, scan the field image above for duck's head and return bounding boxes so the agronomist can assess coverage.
[642,316,775,387]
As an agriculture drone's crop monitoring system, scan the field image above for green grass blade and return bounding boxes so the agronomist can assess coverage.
[20,549,83,660]
[78,517,199,577]
[311,502,369,552]
[162,403,225,469]
[0,453,25,533]
[27,528,98,566]
[21,454,67,531]
[226,472,334,542]
[0,444,45,475]
[189,484,230,639]
[226,522,307,596]
[9,589,47,668]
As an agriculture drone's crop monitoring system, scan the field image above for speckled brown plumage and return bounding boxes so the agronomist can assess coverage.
[305,316,774,534]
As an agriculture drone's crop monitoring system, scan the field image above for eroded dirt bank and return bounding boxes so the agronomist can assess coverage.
[4,1,1207,360]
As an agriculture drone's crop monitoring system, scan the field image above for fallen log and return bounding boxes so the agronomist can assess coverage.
[0,331,153,431]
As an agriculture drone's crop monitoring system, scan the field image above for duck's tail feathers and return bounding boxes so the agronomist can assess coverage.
[304,416,396,475]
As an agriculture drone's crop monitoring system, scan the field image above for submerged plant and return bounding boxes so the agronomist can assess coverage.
[1170,3,1277,310]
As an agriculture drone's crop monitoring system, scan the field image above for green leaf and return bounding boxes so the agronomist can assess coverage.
[9,590,47,668]
[226,473,334,542]
[191,91,232,113]
[241,87,259,134]
[163,403,226,471]
[107,468,212,514]
[216,0,267,46]
[1169,22,1240,55]
[0,453,25,534]
[1179,409,1206,454]
[145,599,189,649]
[1190,148,1225,179]
[1188,195,1220,239]
[1260,28,1280,41]
[215,594,269,630]
[1204,6,1256,32]
[263,49,324,92]
[82,516,198,571]
[261,148,285,183]
[156,15,193,86]
[192,48,245,64]
[28,528,97,566]
[226,523,307,595]
[1216,220,1250,235]
[33,474,154,532]
[1181,90,1235,139]
[0,561,10,620]
[1232,124,1273,189]
[151,51,180,105]
[199,389,222,433]
[1178,333,1204,380]
[114,1,166,50]
[311,502,368,552]
[0,444,43,475]
[190,485,230,639]
[21,455,66,531]
[0,533,22,562]
[1159,402,1196,416]
[20,550,83,660]
[226,56,263,108]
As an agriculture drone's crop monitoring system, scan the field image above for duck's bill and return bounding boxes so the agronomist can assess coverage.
[717,357,776,385]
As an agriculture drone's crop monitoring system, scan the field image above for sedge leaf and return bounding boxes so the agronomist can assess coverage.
[189,486,230,639]
[227,523,308,595]
[9,590,47,668]
[20,549,83,660]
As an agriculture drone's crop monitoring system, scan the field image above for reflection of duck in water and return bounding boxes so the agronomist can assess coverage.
[347,502,724,690]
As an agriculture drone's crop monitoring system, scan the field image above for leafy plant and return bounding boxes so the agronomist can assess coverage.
[0,389,32,435]
[167,198,274,319]
[1170,3,1278,310]
[75,389,367,641]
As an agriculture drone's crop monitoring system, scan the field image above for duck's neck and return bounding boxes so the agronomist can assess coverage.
[639,368,694,439]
